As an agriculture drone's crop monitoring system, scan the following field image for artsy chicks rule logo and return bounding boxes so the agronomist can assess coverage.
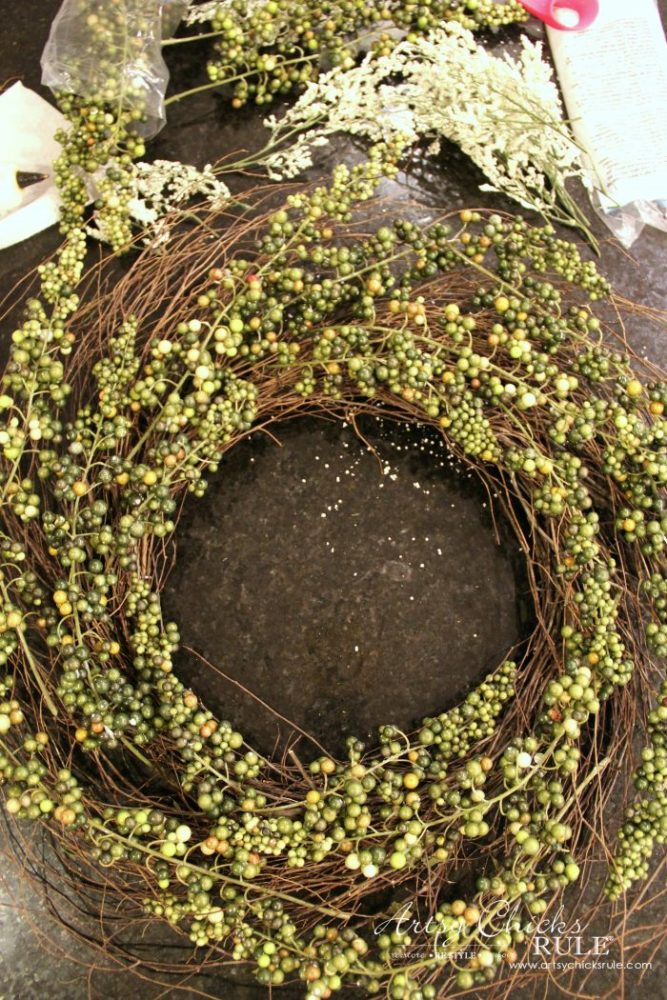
[506,907,651,973]
[373,902,652,973]
[512,906,614,969]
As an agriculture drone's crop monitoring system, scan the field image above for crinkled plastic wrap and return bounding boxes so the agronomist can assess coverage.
[41,0,191,138]
[162,0,192,38]
[587,196,667,250]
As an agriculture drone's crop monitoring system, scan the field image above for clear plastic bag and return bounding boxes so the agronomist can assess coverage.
[41,0,190,138]
[162,0,192,39]
[588,194,667,249]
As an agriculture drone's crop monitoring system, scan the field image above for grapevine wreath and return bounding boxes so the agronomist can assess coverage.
[1,2,667,1000]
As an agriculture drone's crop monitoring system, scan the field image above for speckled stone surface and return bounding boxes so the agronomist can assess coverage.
[1,3,667,998]
[164,417,529,758]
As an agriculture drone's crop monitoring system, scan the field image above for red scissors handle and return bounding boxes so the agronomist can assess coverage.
[518,0,599,30]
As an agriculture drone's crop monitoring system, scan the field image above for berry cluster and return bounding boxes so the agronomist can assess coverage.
[201,0,527,108]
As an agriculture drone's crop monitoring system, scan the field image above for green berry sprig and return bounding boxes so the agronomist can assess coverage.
[606,680,667,900]
[198,0,527,109]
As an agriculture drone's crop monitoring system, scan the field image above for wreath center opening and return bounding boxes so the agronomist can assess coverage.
[164,414,533,757]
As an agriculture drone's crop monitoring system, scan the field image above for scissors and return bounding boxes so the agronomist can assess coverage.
[518,0,599,30]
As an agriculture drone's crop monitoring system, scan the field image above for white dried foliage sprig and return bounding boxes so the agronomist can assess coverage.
[263,24,594,239]
[184,1,223,24]
[184,0,263,24]
[88,160,231,248]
